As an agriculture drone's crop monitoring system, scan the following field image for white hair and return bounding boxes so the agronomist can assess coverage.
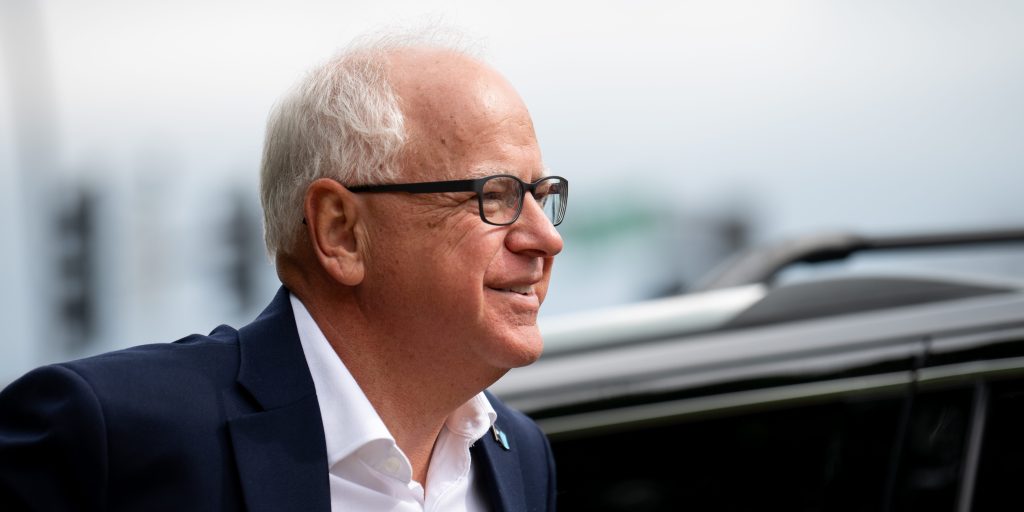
[259,28,479,258]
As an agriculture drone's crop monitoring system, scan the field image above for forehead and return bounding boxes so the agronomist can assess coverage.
[461,166,550,182]
[387,48,544,183]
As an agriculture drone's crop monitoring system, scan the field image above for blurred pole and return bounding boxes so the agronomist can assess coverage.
[0,0,63,371]
[224,188,260,313]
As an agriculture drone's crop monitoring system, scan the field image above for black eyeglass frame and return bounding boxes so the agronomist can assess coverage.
[346,174,568,226]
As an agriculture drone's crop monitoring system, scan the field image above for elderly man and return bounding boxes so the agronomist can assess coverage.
[0,35,566,511]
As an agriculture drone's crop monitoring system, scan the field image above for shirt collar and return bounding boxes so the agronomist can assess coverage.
[446,392,497,441]
[290,293,497,469]
[291,293,392,466]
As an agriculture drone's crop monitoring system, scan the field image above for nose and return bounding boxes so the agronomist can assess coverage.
[505,196,564,257]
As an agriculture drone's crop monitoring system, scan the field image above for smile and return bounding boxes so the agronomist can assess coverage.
[489,285,533,296]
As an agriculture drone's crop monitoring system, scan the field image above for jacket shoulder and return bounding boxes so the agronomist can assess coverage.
[0,325,252,511]
[59,324,241,387]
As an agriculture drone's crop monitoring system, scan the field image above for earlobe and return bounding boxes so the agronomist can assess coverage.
[304,179,365,286]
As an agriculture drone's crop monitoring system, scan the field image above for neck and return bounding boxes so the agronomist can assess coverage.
[288,275,504,483]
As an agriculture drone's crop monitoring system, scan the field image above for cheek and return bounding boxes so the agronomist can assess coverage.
[439,224,505,276]
[535,258,555,301]
[369,210,505,310]
[414,229,499,304]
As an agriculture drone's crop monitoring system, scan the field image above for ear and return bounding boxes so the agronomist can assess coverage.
[303,178,365,286]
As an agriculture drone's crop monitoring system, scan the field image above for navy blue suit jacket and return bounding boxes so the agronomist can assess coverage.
[0,288,556,511]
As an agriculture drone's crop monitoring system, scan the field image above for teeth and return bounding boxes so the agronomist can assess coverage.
[508,285,532,294]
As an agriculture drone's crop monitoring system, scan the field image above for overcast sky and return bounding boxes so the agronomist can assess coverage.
[5,0,1017,237]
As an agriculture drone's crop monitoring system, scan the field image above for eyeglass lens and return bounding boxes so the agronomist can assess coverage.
[480,176,567,226]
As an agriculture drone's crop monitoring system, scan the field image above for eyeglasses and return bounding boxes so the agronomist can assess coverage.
[347,174,568,226]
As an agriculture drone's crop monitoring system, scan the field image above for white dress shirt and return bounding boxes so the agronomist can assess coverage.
[291,294,496,512]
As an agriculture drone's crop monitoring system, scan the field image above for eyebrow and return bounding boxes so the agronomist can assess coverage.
[463,168,500,179]
[464,165,551,180]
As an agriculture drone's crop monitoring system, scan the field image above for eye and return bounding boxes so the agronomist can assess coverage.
[481,179,517,206]
[479,192,503,213]
[482,190,505,202]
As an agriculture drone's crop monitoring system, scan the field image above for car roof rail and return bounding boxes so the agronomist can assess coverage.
[694,227,1024,291]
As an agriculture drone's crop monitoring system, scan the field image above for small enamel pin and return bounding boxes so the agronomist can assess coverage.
[492,425,510,450]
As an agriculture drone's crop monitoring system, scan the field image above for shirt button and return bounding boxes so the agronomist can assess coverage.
[383,456,401,475]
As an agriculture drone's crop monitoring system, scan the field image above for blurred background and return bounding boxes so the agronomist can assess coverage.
[2,0,1022,385]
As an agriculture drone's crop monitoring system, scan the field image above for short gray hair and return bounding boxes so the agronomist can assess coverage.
[258,38,405,258]
[261,29,482,259]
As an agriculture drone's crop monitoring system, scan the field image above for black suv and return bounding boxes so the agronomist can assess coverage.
[493,228,1024,512]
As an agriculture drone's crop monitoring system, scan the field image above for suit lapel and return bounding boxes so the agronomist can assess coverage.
[229,396,329,512]
[227,288,330,512]
[472,420,527,512]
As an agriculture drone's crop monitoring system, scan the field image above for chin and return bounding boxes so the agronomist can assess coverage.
[488,325,545,369]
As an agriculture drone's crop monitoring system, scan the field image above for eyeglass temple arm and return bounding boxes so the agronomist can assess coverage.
[347,180,478,194]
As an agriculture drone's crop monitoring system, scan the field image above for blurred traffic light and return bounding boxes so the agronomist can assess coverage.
[223,190,260,312]
[54,187,97,345]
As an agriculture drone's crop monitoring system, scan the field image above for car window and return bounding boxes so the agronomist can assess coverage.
[552,392,905,511]
[971,377,1024,511]
[888,387,973,512]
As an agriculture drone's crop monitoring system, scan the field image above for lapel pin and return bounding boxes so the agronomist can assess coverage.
[492,425,510,451]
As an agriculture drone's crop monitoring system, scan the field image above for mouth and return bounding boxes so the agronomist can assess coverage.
[488,284,534,296]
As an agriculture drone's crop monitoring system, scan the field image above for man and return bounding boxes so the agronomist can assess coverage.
[0,33,566,511]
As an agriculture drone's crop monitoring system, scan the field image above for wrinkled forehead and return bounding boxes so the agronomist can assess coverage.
[460,165,552,182]
[386,48,543,182]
